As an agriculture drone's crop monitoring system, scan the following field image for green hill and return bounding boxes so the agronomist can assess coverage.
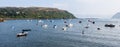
[0,7,76,19]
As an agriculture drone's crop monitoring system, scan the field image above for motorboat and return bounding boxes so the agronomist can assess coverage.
[105,24,115,27]
[17,32,28,37]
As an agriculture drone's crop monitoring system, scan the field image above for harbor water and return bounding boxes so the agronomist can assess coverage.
[0,19,120,47]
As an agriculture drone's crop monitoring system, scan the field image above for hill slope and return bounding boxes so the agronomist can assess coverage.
[0,7,76,19]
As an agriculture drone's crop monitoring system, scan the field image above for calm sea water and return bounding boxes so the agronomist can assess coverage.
[0,19,120,47]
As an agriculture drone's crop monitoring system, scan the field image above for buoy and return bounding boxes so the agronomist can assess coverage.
[66,25,68,27]
[92,21,95,24]
[79,21,82,23]
[97,28,101,30]
[88,19,91,22]
[85,26,89,29]
[64,21,67,23]
[64,20,67,23]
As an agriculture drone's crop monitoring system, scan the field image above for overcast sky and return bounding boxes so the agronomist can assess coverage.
[0,0,120,18]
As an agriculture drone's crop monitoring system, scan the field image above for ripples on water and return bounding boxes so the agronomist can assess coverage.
[0,19,120,47]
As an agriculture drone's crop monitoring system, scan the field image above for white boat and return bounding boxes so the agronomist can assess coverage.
[17,32,28,37]
[42,24,48,28]
[62,27,67,31]
[66,23,73,28]
[68,23,73,27]
[38,20,43,23]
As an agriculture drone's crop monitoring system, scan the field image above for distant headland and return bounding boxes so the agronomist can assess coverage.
[112,12,120,19]
[0,7,76,19]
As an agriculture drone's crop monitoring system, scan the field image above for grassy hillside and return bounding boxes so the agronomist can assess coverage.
[0,7,76,19]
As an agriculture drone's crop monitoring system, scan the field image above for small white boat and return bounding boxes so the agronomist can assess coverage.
[38,20,43,23]
[66,23,73,28]
[68,23,73,27]
[62,27,67,31]
[17,32,28,37]
[42,24,48,28]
